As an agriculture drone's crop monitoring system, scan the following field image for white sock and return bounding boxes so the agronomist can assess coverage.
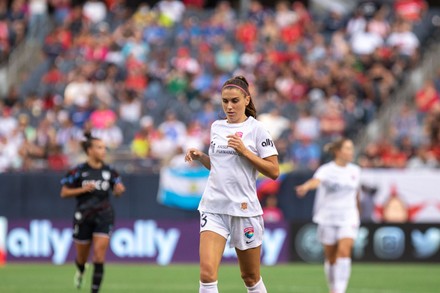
[246,277,267,293]
[324,261,336,292]
[200,281,219,293]
[334,257,351,293]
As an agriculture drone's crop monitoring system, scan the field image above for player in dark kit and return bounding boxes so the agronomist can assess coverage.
[60,132,125,293]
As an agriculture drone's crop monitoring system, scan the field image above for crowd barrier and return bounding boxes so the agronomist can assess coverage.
[1,218,439,264]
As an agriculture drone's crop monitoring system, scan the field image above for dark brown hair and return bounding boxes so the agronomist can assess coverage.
[324,137,352,157]
[81,131,100,154]
[222,76,257,118]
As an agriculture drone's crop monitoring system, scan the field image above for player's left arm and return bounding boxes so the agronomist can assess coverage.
[227,134,279,180]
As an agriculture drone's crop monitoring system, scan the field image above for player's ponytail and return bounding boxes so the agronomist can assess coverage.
[81,131,99,154]
[324,137,350,157]
[222,75,257,118]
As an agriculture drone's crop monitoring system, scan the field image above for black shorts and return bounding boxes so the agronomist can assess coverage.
[72,206,114,242]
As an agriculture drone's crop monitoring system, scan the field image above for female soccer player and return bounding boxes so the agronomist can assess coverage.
[185,76,279,293]
[296,138,361,293]
[60,132,125,293]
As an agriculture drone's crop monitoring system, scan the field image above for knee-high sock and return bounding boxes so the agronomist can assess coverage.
[200,281,218,293]
[324,261,335,292]
[246,277,267,293]
[91,263,104,293]
[75,259,85,274]
[334,257,351,293]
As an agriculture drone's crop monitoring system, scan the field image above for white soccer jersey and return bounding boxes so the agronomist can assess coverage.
[312,161,361,226]
[199,117,278,217]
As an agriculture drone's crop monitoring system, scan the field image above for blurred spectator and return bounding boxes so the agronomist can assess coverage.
[323,7,346,35]
[407,144,438,169]
[131,116,156,159]
[195,101,217,126]
[415,80,440,114]
[367,7,390,39]
[275,0,298,28]
[214,0,235,30]
[150,129,179,163]
[346,8,367,37]
[155,0,185,27]
[83,0,107,25]
[262,195,284,223]
[121,29,149,62]
[172,47,200,75]
[258,107,290,140]
[92,119,123,149]
[358,142,383,168]
[387,21,419,57]
[55,111,82,153]
[366,62,396,106]
[215,43,239,73]
[90,102,117,129]
[391,104,421,144]
[63,73,94,107]
[119,90,142,124]
[319,99,345,141]
[0,107,18,137]
[289,136,320,170]
[158,111,187,146]
[248,0,267,27]
[394,0,427,22]
[295,108,320,141]
[351,25,384,56]
[380,141,408,168]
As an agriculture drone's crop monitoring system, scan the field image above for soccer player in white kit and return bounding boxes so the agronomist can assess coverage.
[296,138,361,293]
[185,76,279,293]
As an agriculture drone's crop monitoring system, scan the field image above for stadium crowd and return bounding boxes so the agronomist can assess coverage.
[0,0,438,173]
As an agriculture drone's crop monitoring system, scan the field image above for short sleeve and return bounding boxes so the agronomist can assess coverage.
[60,166,81,188]
[255,124,278,159]
[313,165,327,181]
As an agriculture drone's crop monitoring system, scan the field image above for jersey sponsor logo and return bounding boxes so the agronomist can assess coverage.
[82,180,110,191]
[81,172,89,177]
[246,239,254,244]
[244,227,254,239]
[102,170,111,180]
[261,139,274,147]
[209,141,216,154]
[241,202,248,210]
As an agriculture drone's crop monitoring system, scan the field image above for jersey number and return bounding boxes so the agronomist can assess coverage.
[201,213,207,228]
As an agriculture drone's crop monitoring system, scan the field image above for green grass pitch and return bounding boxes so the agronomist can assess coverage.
[1,263,439,292]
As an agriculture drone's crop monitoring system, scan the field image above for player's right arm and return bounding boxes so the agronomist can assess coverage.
[295,178,321,198]
[60,165,95,198]
[185,148,211,170]
[60,183,95,198]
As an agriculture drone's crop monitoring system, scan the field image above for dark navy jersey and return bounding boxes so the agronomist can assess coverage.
[61,163,122,210]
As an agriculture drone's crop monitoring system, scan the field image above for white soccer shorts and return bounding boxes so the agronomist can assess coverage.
[317,224,359,245]
[199,211,264,250]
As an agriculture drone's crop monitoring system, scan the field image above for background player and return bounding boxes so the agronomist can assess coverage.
[185,76,279,293]
[60,132,125,293]
[296,138,361,293]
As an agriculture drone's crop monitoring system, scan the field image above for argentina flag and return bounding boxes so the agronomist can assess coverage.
[157,166,209,210]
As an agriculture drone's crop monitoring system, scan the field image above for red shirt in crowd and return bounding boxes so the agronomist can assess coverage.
[395,0,427,22]
[415,82,440,113]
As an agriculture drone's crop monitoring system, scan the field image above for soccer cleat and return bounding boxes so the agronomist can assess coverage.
[74,264,88,289]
